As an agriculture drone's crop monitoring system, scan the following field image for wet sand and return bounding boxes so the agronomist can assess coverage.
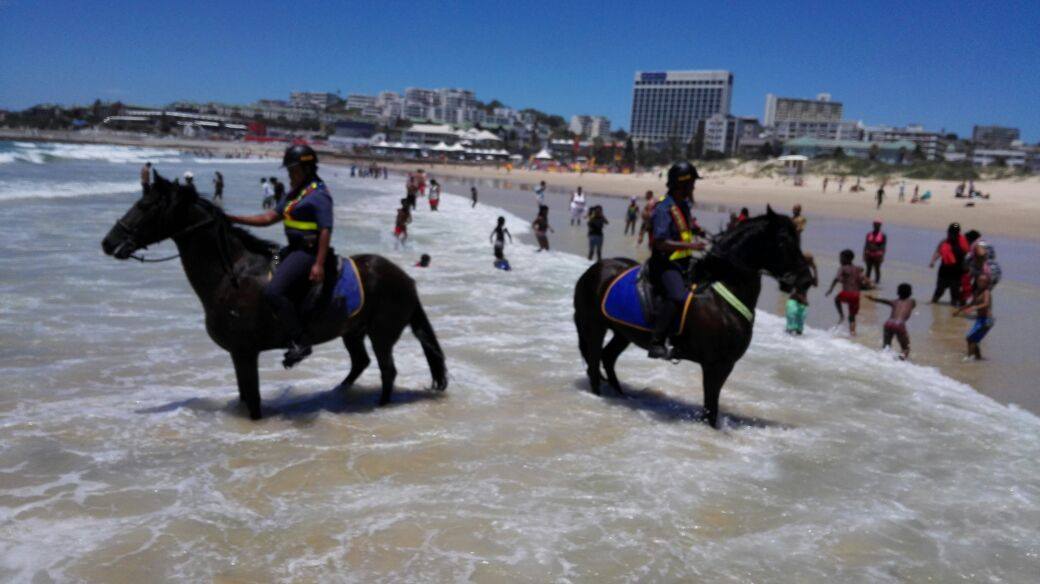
[416,172,1040,415]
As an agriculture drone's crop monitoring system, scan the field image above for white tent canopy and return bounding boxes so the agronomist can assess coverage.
[776,154,808,162]
[534,149,553,160]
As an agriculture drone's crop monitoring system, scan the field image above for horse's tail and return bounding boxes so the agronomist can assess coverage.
[410,302,448,391]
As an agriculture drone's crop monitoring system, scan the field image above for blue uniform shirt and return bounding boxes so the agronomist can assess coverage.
[276,180,333,245]
[651,196,693,253]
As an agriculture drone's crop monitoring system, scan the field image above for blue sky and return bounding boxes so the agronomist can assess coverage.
[2,0,1037,140]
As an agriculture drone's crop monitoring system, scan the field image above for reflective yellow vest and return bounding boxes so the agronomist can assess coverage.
[283,182,320,231]
[668,203,694,261]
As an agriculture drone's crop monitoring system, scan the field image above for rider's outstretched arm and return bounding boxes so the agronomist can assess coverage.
[229,210,280,227]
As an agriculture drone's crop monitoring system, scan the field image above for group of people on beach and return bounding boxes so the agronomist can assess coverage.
[782,206,999,361]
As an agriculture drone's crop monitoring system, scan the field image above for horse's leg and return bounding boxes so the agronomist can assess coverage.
[369,329,401,407]
[702,361,735,429]
[339,334,370,389]
[231,351,261,420]
[601,333,631,397]
[584,323,607,395]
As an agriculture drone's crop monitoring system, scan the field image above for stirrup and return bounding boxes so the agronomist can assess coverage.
[647,343,670,360]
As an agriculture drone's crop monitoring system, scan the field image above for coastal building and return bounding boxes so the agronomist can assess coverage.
[630,70,733,145]
[569,115,611,139]
[783,137,916,164]
[763,93,862,141]
[345,94,382,118]
[972,125,1020,149]
[970,148,1029,168]
[863,124,945,160]
[289,92,340,111]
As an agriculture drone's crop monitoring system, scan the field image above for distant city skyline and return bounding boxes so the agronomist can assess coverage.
[1,0,1038,141]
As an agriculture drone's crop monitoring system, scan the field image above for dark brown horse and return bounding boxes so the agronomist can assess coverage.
[573,207,813,428]
[102,173,447,420]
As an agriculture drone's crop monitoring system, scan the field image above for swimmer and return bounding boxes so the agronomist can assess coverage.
[489,216,512,260]
[826,249,870,336]
[394,199,411,248]
[471,186,478,208]
[954,273,994,360]
[415,254,431,268]
[868,283,916,360]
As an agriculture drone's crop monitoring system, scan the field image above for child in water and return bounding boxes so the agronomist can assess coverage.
[785,252,818,335]
[489,216,512,260]
[954,273,994,360]
[415,254,431,268]
[394,198,411,248]
[868,283,916,360]
[826,249,870,336]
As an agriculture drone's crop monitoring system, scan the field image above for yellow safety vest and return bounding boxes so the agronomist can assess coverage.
[283,182,320,231]
[668,204,694,261]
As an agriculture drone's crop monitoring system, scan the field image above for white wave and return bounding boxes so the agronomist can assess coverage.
[191,157,276,165]
[0,179,140,201]
[0,141,183,165]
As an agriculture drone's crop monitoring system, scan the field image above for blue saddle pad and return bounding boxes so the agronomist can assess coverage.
[332,257,365,318]
[602,267,652,331]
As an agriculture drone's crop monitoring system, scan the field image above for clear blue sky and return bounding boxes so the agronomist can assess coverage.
[2,0,1037,141]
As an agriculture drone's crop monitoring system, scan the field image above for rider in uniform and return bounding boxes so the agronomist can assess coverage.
[647,161,706,359]
[229,144,333,368]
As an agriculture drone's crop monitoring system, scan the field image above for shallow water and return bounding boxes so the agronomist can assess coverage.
[1,143,1039,582]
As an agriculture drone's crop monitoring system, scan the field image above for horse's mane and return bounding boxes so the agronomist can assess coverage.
[194,197,279,258]
[697,215,775,279]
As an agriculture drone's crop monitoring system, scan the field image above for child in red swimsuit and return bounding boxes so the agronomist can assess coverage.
[868,283,916,359]
[826,249,870,336]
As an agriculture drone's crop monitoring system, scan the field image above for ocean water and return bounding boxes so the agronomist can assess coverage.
[0,142,1038,582]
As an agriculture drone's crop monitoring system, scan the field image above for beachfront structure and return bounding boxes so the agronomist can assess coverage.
[972,125,1020,149]
[569,115,611,139]
[783,137,916,164]
[345,94,382,118]
[969,148,1029,168]
[863,124,945,160]
[764,93,842,126]
[630,70,733,145]
[763,93,862,142]
[289,92,340,111]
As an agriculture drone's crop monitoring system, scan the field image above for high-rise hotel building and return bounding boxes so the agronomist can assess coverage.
[630,70,733,144]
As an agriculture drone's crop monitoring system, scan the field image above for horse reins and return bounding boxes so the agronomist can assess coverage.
[122,204,240,288]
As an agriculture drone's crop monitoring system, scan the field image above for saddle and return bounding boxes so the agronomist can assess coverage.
[602,263,697,334]
[270,249,365,321]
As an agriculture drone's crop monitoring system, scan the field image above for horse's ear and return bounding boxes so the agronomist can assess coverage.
[766,204,777,219]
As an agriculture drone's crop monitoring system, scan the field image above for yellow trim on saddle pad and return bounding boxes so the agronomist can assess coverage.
[601,267,651,332]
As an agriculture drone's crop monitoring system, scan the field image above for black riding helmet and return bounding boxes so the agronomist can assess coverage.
[666,160,701,189]
[282,144,318,169]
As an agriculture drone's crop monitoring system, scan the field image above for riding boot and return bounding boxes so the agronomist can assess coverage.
[267,293,312,369]
[648,300,678,359]
[283,337,312,369]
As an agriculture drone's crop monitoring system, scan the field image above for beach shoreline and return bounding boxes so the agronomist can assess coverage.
[4,129,1038,241]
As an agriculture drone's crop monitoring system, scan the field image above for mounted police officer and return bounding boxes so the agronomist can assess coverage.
[647,161,706,359]
[229,144,333,368]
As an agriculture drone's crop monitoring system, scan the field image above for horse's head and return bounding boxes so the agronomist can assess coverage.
[102,171,199,259]
[759,206,814,293]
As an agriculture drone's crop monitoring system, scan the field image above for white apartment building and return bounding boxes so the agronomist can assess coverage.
[863,124,944,160]
[289,92,340,110]
[630,70,733,144]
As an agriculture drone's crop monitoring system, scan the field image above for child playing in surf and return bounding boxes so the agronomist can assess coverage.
[868,283,916,360]
[394,199,411,248]
[785,252,818,335]
[490,216,512,260]
[954,273,994,360]
[826,249,870,336]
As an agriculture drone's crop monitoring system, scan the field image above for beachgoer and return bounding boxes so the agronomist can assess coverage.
[212,171,224,207]
[490,216,512,260]
[637,190,656,245]
[791,204,806,242]
[535,181,547,207]
[406,174,418,210]
[825,249,870,336]
[863,220,887,284]
[272,178,286,208]
[587,205,609,262]
[647,161,707,359]
[417,169,427,196]
[912,184,919,203]
[736,207,750,223]
[470,186,478,208]
[868,283,916,359]
[838,176,845,192]
[822,177,829,193]
[624,197,638,235]
[428,179,441,211]
[227,145,331,368]
[955,182,966,198]
[415,254,431,268]
[570,187,586,226]
[954,274,994,360]
[259,178,273,209]
[785,252,818,335]
[532,205,554,251]
[876,185,885,209]
[929,223,969,305]
[182,171,194,187]
[394,199,411,246]
[898,180,906,202]
[140,162,151,195]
